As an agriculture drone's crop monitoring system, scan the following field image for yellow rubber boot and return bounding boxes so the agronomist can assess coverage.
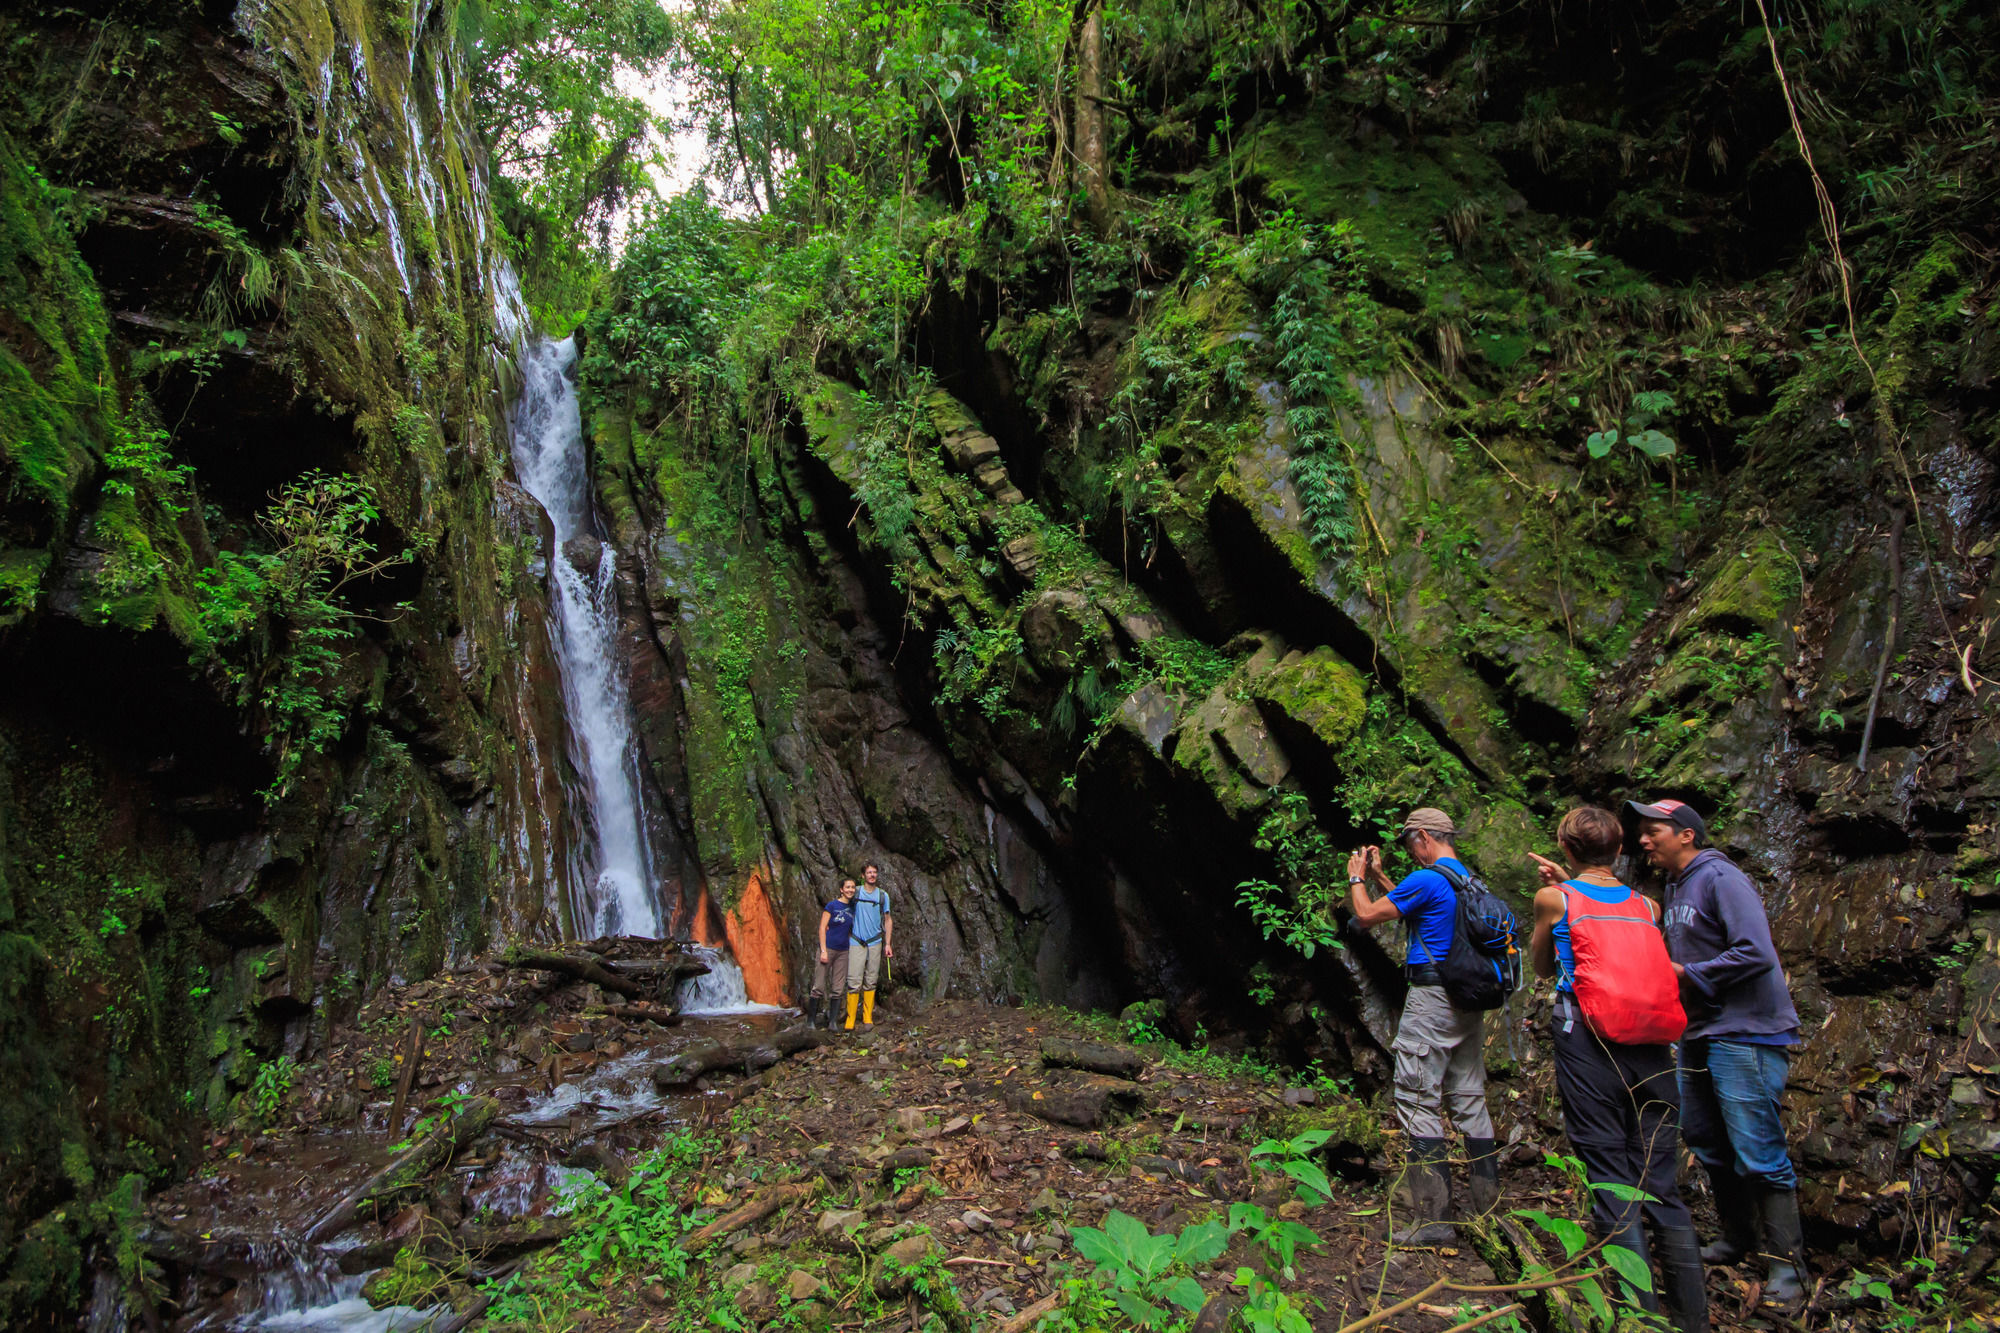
[861,990,876,1027]
[843,992,858,1030]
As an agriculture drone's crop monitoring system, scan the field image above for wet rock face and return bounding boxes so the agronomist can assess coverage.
[0,4,571,1320]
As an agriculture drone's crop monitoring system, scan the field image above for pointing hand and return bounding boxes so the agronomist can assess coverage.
[1526,851,1566,886]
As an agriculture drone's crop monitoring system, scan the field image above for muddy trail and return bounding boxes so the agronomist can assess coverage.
[142,944,1928,1333]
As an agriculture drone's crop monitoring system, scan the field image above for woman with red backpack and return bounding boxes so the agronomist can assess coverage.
[1529,807,1708,1333]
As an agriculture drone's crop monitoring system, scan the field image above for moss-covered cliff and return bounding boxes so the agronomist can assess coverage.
[578,0,2000,1251]
[0,0,577,1318]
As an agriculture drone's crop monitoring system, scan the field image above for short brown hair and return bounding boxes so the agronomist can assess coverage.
[1556,806,1622,868]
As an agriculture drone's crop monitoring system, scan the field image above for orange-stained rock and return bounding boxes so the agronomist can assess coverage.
[723,871,789,1005]
[687,887,727,947]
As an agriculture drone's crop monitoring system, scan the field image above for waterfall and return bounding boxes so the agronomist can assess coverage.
[509,336,663,939]
[678,945,784,1015]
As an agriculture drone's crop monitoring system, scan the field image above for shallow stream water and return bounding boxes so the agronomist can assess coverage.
[161,955,792,1330]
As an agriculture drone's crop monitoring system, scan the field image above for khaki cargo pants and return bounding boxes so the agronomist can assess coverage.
[1392,985,1495,1140]
[846,939,883,992]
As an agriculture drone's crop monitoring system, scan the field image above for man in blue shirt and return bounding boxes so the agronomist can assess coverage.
[1347,807,1498,1241]
[845,862,894,1031]
[1628,797,1806,1306]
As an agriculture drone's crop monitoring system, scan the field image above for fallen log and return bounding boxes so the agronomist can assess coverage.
[307,1097,500,1242]
[683,1180,821,1250]
[432,1291,493,1333]
[597,1002,682,1026]
[1458,1216,1593,1333]
[386,1018,424,1141]
[1039,1036,1147,1080]
[500,946,645,999]
[995,1289,1060,1333]
[597,956,710,983]
[652,1026,828,1088]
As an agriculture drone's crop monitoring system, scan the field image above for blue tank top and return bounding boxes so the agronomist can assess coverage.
[1552,879,1645,993]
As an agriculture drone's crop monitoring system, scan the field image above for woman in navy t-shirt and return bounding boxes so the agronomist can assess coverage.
[809,879,857,1028]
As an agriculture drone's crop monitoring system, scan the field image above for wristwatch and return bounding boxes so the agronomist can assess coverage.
[1349,876,1365,885]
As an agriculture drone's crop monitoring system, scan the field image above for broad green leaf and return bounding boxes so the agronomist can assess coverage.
[1104,1210,1151,1259]
[1629,428,1676,458]
[1287,1128,1334,1154]
[1577,1275,1612,1326]
[1071,1226,1120,1270]
[1280,1159,1332,1204]
[1177,1220,1229,1264]
[1134,1232,1177,1281]
[1866,1280,1894,1301]
[1586,430,1618,458]
[1604,1243,1655,1294]
[1161,1276,1208,1311]
[1228,1203,1269,1233]
[1111,1292,1168,1328]
[1514,1209,1588,1258]
[1589,1180,1656,1203]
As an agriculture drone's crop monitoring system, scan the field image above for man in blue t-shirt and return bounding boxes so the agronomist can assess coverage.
[844,862,894,1031]
[1347,807,1498,1241]
[809,879,858,1028]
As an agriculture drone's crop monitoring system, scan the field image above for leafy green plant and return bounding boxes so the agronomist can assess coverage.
[1585,390,1677,459]
[249,1055,297,1124]
[1069,1211,1227,1328]
[1247,1131,1334,1207]
[392,1089,472,1151]
[1236,793,1345,961]
[1226,1204,1322,1281]
[1232,1268,1313,1333]
[194,470,424,797]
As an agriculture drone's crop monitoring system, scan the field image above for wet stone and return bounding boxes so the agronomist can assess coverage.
[722,1262,758,1289]
[786,1269,824,1300]
[961,1208,996,1232]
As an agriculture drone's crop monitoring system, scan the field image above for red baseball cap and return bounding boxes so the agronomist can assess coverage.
[1624,797,1710,845]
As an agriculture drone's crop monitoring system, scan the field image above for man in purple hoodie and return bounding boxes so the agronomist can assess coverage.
[1627,798,1806,1305]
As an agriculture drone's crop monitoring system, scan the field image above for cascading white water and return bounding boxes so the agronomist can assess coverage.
[510,337,662,938]
[678,945,784,1015]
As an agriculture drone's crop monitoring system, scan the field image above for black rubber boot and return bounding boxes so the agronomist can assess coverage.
[1603,1221,1662,1316]
[1464,1136,1501,1216]
[1654,1226,1712,1333]
[1757,1187,1809,1305]
[806,996,824,1028]
[1391,1138,1457,1245]
[1699,1167,1755,1265]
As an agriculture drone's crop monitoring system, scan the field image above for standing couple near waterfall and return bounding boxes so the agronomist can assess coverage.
[805,862,895,1031]
[1346,802,1805,1333]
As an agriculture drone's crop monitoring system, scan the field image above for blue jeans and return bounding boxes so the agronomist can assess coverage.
[1678,1037,1797,1190]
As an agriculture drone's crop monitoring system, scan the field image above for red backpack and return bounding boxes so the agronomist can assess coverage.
[1562,881,1686,1045]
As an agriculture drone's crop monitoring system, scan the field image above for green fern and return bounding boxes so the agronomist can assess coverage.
[1271,260,1359,559]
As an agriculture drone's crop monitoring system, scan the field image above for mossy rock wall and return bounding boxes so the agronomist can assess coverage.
[0,2,574,1319]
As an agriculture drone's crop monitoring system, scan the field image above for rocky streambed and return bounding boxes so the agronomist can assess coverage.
[118,942,1974,1333]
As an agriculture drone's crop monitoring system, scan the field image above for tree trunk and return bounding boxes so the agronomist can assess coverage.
[1077,0,1110,231]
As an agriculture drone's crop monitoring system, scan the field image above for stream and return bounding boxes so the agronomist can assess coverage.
[165,958,789,1331]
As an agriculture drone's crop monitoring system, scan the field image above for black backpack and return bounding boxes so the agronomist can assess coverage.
[1419,861,1522,1011]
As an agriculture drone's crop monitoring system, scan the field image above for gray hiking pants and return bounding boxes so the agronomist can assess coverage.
[1393,985,1495,1140]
